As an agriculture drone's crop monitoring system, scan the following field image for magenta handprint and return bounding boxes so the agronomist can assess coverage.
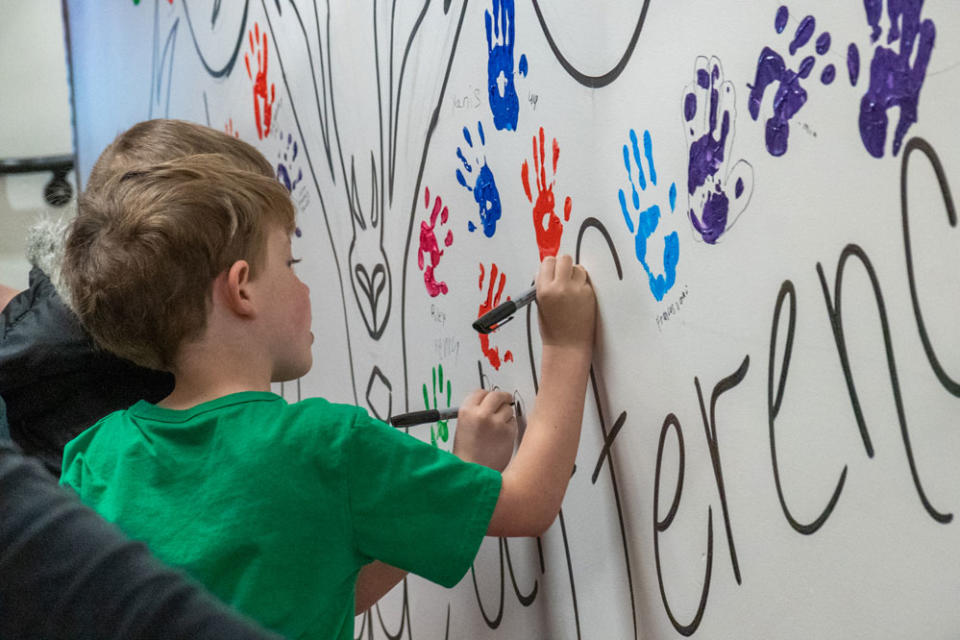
[418,187,454,297]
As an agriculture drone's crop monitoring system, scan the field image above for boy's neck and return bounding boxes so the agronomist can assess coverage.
[158,341,273,411]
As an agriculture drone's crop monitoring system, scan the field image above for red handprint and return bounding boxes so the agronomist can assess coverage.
[521,127,572,261]
[418,187,454,297]
[244,22,275,140]
[477,263,514,371]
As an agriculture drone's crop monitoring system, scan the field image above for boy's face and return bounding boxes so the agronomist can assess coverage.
[256,225,314,382]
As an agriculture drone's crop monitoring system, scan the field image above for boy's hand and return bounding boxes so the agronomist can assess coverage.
[453,389,516,472]
[536,255,596,351]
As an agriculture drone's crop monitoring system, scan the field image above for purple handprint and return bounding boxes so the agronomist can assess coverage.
[748,6,837,157]
[853,0,936,158]
[682,56,754,244]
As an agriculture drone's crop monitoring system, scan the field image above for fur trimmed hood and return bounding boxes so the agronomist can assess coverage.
[24,209,74,312]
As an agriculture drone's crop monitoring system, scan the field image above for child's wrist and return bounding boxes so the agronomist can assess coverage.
[540,342,593,368]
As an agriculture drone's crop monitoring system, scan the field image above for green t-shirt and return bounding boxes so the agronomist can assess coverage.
[60,392,501,639]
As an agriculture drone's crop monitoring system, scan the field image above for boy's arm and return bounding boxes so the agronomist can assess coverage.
[486,256,596,537]
[354,391,516,614]
[355,561,408,614]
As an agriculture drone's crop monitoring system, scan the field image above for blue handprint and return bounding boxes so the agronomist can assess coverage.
[486,0,528,132]
[852,0,936,158]
[276,132,303,193]
[748,6,837,157]
[455,121,503,237]
[618,129,679,302]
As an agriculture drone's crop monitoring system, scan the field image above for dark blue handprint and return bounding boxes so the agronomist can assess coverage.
[455,121,503,237]
[851,0,936,158]
[486,0,528,132]
[618,129,679,302]
[748,6,837,157]
[276,132,303,193]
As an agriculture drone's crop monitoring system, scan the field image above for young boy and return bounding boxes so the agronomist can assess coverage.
[60,123,596,638]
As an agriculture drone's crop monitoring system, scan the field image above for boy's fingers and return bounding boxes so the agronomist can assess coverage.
[538,256,557,286]
[479,390,513,414]
[555,254,573,281]
[572,264,588,284]
[460,389,488,409]
[494,403,516,424]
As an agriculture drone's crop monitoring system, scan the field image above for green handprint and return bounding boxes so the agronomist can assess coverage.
[423,364,452,447]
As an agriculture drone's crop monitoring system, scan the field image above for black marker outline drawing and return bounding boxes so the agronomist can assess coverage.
[181,0,249,77]
[530,0,650,88]
[149,2,179,119]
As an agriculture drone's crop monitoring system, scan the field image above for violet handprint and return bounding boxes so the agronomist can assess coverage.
[682,56,754,244]
[855,0,936,158]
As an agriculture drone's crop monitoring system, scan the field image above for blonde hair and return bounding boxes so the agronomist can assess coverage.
[64,153,295,370]
[85,119,275,192]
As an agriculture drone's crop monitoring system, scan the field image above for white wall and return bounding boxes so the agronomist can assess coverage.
[63,2,960,638]
[0,0,73,291]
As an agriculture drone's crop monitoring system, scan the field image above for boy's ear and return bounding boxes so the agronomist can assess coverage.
[217,259,256,317]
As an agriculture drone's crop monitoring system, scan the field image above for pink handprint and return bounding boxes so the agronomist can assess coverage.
[477,262,513,370]
[244,22,275,140]
[418,187,454,297]
[521,127,572,261]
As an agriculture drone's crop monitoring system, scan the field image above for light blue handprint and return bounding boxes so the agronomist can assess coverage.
[618,129,679,302]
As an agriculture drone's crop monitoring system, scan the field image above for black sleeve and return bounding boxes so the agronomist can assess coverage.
[0,440,283,640]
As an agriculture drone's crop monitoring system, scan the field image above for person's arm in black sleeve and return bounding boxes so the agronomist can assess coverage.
[0,440,283,640]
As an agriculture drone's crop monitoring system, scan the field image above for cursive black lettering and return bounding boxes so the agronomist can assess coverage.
[817,245,952,523]
[900,137,959,396]
[653,413,712,636]
[768,279,847,534]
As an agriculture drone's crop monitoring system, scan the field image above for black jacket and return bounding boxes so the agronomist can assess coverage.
[0,266,173,476]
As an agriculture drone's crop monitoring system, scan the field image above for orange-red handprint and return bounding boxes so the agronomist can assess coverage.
[521,127,572,261]
[244,22,275,140]
[477,262,514,370]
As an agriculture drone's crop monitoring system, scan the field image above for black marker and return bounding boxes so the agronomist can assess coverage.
[389,402,515,428]
[472,285,537,334]
[389,407,459,428]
